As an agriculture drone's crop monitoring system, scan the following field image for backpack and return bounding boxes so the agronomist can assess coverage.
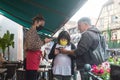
[90,34,108,65]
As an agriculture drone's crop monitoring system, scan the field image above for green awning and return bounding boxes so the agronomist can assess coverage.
[0,0,87,36]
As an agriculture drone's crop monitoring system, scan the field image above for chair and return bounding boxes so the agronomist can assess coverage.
[4,64,17,80]
[16,68,25,80]
[0,68,7,80]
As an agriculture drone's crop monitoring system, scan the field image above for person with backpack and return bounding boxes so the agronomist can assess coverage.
[48,31,76,80]
[60,17,107,80]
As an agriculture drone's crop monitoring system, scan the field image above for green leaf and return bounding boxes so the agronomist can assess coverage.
[0,30,15,58]
[10,34,14,40]
[11,42,14,48]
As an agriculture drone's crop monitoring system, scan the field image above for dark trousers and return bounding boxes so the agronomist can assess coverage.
[26,70,37,80]
[53,75,71,80]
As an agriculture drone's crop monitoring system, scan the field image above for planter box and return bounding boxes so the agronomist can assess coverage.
[110,64,120,80]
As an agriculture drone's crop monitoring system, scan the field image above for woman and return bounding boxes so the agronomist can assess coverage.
[48,31,76,80]
[24,14,51,80]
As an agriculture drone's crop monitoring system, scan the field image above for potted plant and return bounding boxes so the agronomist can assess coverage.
[0,36,7,58]
[91,62,110,80]
[0,30,14,61]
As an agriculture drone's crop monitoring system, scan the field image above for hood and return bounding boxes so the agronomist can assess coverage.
[87,26,101,34]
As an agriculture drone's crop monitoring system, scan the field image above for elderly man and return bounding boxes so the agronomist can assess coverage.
[60,17,106,80]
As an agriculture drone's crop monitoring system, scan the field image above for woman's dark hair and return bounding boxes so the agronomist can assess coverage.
[57,31,71,45]
[32,14,45,24]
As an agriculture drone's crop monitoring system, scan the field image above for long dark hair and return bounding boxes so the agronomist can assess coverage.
[57,31,71,45]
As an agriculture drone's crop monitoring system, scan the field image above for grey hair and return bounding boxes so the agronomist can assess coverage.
[78,17,91,26]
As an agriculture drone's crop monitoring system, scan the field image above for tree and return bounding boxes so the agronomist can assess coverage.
[106,26,112,48]
[0,30,14,61]
[0,37,7,57]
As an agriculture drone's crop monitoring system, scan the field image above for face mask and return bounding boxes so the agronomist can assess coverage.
[60,40,68,46]
[36,26,44,31]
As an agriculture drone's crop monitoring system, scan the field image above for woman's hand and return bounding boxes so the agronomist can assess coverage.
[44,38,52,43]
[54,49,60,55]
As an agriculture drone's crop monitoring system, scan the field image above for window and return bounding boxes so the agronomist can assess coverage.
[111,31,117,41]
[99,18,104,26]
[69,28,77,34]
[107,4,113,11]
[69,29,73,34]
[103,7,107,12]
[103,32,108,41]
[111,4,114,10]
[111,15,118,23]
[108,5,111,11]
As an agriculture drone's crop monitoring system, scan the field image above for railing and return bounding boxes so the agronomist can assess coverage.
[88,72,103,80]
[83,48,120,80]
[107,39,120,48]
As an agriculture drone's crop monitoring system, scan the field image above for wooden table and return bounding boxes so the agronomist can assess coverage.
[17,68,50,72]
[0,68,7,80]
[3,61,22,68]
[16,68,52,80]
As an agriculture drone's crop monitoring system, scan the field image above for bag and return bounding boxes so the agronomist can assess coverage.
[91,34,108,65]
[48,42,57,59]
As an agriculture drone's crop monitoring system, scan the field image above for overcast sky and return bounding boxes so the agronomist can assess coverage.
[70,0,108,22]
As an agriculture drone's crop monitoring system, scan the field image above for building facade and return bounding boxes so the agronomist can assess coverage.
[97,0,120,42]
[64,21,81,46]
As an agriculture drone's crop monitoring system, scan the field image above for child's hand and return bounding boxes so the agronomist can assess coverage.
[59,48,67,54]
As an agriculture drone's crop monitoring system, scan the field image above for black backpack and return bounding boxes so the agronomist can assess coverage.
[90,34,108,65]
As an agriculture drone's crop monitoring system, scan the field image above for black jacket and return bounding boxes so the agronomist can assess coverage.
[74,27,101,69]
[48,42,76,75]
